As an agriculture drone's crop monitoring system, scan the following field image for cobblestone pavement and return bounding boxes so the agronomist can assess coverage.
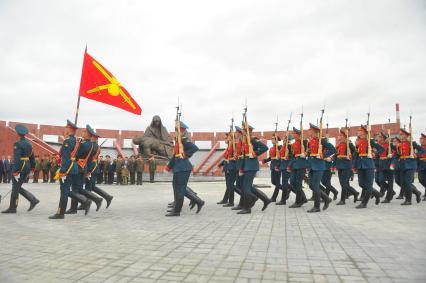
[0,177,425,283]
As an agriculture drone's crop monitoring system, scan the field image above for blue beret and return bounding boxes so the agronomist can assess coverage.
[309,123,320,131]
[235,126,242,133]
[400,128,409,136]
[66,119,78,130]
[15,124,28,136]
[292,127,301,134]
[179,121,189,130]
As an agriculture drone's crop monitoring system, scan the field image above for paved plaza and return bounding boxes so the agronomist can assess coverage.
[0,177,425,283]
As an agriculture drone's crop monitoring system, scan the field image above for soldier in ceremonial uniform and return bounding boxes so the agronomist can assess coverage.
[376,132,396,203]
[321,151,338,200]
[393,137,404,199]
[263,134,283,203]
[230,126,244,210]
[217,132,238,207]
[278,134,293,205]
[165,121,204,216]
[2,125,40,214]
[288,127,308,208]
[335,129,358,205]
[354,125,384,209]
[418,133,426,201]
[237,124,270,214]
[65,125,103,214]
[397,128,424,205]
[49,120,92,219]
[305,123,335,212]
[85,126,113,208]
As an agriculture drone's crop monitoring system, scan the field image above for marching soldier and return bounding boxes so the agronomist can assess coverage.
[288,127,308,208]
[354,125,384,209]
[165,121,204,216]
[230,126,245,210]
[418,134,426,201]
[393,137,404,200]
[376,132,396,203]
[263,134,283,203]
[305,123,335,212]
[2,124,40,214]
[397,128,424,205]
[217,132,237,206]
[237,124,270,214]
[65,125,103,214]
[278,134,293,205]
[85,127,113,208]
[335,129,358,205]
[49,120,91,219]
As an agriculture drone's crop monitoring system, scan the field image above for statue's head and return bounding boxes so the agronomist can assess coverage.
[152,115,162,128]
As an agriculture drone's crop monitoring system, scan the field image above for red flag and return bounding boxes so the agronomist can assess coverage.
[79,51,142,115]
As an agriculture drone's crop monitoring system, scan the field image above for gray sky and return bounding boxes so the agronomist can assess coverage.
[1,0,425,136]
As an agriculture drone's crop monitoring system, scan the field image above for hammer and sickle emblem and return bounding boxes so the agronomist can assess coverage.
[86,60,136,110]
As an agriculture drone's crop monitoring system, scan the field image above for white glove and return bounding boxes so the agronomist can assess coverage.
[300,153,306,158]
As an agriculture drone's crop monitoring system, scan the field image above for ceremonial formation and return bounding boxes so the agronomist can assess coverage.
[217,106,426,214]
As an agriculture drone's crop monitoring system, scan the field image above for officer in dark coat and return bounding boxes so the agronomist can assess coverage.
[418,133,426,201]
[335,129,358,205]
[354,125,384,209]
[305,123,335,213]
[65,125,103,214]
[398,128,424,205]
[165,121,204,216]
[85,126,113,208]
[49,120,92,219]
[2,125,40,213]
[237,124,269,214]
[288,127,308,208]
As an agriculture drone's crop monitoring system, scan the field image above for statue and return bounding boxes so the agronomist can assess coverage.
[132,115,174,160]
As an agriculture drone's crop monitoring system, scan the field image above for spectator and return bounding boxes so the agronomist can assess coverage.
[128,155,136,185]
[97,155,104,184]
[136,155,144,185]
[115,155,124,185]
[33,155,42,183]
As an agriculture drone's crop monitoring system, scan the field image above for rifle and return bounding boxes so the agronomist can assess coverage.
[345,115,351,159]
[367,111,372,157]
[409,114,414,158]
[387,118,391,157]
[300,106,305,155]
[242,100,254,157]
[175,99,184,158]
[230,117,236,160]
[274,115,279,159]
[283,112,292,160]
[317,106,325,158]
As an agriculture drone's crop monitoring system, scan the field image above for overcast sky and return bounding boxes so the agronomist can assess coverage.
[1,0,425,136]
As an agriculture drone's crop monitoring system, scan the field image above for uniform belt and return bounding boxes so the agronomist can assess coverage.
[20,157,29,161]
[295,154,302,157]
[420,158,426,161]
[71,157,76,161]
[358,154,368,157]
[380,157,389,160]
[400,156,413,159]
[92,159,98,162]
[337,155,350,158]
[280,157,290,161]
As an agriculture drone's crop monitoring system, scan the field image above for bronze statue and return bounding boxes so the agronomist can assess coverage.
[133,115,174,160]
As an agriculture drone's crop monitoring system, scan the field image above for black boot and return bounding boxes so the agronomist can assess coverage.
[69,192,91,215]
[231,196,243,210]
[253,188,271,211]
[276,187,287,205]
[329,186,338,200]
[2,207,17,213]
[413,187,421,203]
[81,190,103,211]
[371,189,381,205]
[356,191,370,209]
[379,185,386,197]
[270,186,280,202]
[396,186,405,199]
[300,190,308,205]
[307,192,321,213]
[65,199,78,214]
[401,192,412,205]
[166,198,183,216]
[320,191,331,210]
[49,197,67,219]
[92,186,113,208]
[217,189,229,204]
[236,194,251,214]
[19,188,39,212]
[289,190,302,208]
[336,187,346,205]
[185,190,205,214]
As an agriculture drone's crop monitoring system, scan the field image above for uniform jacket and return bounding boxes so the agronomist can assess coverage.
[242,137,268,172]
[289,139,308,170]
[12,138,35,175]
[307,137,336,171]
[398,141,424,170]
[59,135,79,175]
[354,138,384,170]
[335,141,356,170]
[168,138,199,173]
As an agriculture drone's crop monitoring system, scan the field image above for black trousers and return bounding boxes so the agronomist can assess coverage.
[130,172,135,184]
[136,172,143,185]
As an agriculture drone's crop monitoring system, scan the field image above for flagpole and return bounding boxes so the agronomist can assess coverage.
[74,44,87,126]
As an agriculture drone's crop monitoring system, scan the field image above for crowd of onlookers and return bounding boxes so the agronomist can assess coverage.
[0,154,159,185]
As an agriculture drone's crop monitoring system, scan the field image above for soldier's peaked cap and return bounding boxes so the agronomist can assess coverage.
[86,124,97,137]
[180,121,189,130]
[400,128,409,136]
[15,124,28,136]
[292,127,301,134]
[66,119,78,130]
[309,123,320,131]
